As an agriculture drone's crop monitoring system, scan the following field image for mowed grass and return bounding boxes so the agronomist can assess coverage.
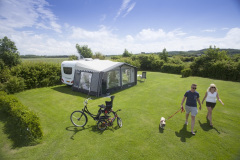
[0,72,240,160]
[21,58,68,64]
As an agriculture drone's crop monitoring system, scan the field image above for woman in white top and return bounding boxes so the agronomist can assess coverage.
[202,84,224,127]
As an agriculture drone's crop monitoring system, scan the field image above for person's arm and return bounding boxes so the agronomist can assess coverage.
[181,96,186,109]
[202,92,207,104]
[216,93,224,105]
[197,98,202,110]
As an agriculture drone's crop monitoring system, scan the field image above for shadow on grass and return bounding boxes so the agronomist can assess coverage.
[0,111,39,148]
[175,124,193,142]
[52,85,89,98]
[137,79,146,83]
[66,124,121,139]
[198,120,220,134]
[52,85,130,99]
[66,125,104,140]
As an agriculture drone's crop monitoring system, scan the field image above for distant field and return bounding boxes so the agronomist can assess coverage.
[21,57,113,63]
[21,58,68,64]
[1,72,240,160]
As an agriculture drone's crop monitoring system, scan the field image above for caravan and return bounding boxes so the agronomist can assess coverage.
[72,60,137,97]
[61,59,93,85]
[61,59,137,96]
[61,61,77,85]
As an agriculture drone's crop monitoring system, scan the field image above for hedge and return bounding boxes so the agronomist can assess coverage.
[191,59,240,82]
[3,76,25,94]
[10,62,61,89]
[181,68,192,78]
[0,91,43,146]
[161,63,184,74]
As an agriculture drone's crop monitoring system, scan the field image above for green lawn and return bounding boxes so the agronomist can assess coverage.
[1,72,240,160]
[21,58,68,64]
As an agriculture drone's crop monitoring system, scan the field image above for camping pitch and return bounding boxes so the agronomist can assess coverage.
[70,59,137,97]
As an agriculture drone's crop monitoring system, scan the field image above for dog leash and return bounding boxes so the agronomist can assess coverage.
[166,107,185,120]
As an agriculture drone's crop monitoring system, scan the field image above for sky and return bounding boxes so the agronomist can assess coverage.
[0,0,240,56]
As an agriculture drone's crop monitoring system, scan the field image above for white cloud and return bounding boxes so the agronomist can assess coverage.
[0,0,61,33]
[70,25,117,42]
[220,28,240,48]
[0,0,38,28]
[1,26,240,56]
[123,2,136,17]
[5,31,75,55]
[221,27,229,30]
[0,0,239,56]
[136,28,166,41]
[202,29,216,33]
[115,0,136,20]
[125,35,134,42]
[136,28,186,41]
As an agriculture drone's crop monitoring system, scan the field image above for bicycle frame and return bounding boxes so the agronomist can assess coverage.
[81,98,101,121]
[103,109,121,126]
[71,97,122,129]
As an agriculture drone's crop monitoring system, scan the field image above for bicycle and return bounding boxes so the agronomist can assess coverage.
[70,96,122,130]
[97,109,122,131]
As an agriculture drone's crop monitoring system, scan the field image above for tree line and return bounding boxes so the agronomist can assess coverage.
[75,43,240,82]
[0,36,61,94]
[113,47,240,81]
[1,36,240,95]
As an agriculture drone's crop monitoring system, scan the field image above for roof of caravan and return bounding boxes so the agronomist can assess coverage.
[75,60,128,72]
[61,60,78,65]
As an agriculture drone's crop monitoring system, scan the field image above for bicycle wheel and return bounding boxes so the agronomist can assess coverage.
[70,111,88,127]
[117,117,122,128]
[97,120,107,131]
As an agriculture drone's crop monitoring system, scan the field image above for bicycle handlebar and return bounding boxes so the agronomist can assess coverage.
[84,97,92,105]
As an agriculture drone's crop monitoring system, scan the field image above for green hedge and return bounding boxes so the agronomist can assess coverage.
[3,76,25,94]
[181,68,192,78]
[0,91,43,146]
[10,62,61,89]
[161,63,184,74]
[191,59,240,81]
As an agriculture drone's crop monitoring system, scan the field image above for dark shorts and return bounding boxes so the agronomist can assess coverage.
[206,102,216,109]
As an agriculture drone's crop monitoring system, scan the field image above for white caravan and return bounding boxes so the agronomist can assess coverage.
[61,61,78,85]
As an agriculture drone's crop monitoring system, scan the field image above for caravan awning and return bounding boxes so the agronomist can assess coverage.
[75,60,125,72]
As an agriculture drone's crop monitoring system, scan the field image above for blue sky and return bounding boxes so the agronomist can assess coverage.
[0,0,240,56]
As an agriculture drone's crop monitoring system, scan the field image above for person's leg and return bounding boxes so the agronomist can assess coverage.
[185,113,189,125]
[206,103,210,120]
[185,105,190,125]
[191,116,195,134]
[207,107,213,126]
[191,107,198,135]
[206,109,209,119]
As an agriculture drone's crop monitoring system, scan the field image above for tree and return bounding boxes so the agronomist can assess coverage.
[122,49,132,57]
[68,55,78,60]
[0,36,21,68]
[190,46,231,78]
[76,44,93,58]
[92,52,105,60]
[159,48,168,62]
[204,45,228,62]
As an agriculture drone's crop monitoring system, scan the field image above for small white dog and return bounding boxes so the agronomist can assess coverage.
[159,117,166,129]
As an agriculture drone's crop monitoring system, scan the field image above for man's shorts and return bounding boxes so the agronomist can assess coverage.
[185,105,198,116]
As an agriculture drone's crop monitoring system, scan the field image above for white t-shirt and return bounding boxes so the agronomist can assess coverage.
[206,91,217,103]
